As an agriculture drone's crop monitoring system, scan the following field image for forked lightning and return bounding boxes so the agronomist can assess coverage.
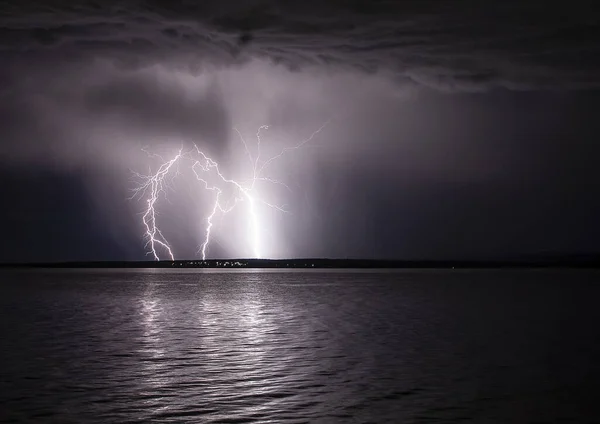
[132,122,330,260]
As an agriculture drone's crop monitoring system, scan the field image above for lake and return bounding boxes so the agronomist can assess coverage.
[1,269,599,423]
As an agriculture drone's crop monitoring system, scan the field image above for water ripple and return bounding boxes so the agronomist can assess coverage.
[1,269,600,422]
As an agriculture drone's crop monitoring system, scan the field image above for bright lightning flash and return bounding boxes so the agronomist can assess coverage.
[132,123,329,260]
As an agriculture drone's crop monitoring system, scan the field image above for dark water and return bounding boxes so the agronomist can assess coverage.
[1,269,600,423]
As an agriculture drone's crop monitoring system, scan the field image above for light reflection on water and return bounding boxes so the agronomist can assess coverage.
[1,269,600,423]
[138,285,167,392]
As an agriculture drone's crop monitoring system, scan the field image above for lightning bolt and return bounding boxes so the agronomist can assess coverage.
[132,121,331,261]
[131,149,183,261]
[189,147,264,260]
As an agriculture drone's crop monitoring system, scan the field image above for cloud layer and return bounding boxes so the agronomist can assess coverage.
[1,1,599,90]
[1,1,600,261]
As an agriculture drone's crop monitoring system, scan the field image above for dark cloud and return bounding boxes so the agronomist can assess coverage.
[82,71,230,145]
[1,1,599,90]
[0,60,235,169]
[1,1,599,261]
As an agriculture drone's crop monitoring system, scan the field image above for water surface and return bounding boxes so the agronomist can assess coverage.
[1,269,599,423]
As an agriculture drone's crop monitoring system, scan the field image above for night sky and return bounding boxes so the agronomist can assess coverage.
[1,1,599,262]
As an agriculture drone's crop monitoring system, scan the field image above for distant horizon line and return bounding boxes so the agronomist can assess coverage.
[2,255,600,269]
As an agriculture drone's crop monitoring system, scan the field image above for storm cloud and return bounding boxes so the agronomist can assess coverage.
[1,1,599,261]
[1,1,599,90]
